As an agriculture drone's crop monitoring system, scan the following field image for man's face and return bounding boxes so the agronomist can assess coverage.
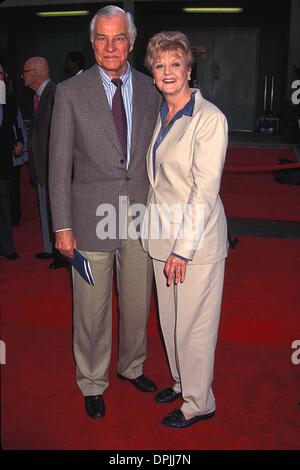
[0,65,4,82]
[22,61,36,89]
[92,15,133,78]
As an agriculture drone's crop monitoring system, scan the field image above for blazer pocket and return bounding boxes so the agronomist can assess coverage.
[168,208,184,224]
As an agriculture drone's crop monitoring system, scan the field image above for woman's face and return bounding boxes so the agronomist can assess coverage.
[152,49,191,98]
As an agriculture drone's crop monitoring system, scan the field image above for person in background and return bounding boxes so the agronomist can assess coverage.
[11,107,28,225]
[0,62,28,227]
[0,62,23,260]
[11,101,29,226]
[49,5,161,420]
[63,50,86,78]
[143,31,228,428]
[23,56,68,269]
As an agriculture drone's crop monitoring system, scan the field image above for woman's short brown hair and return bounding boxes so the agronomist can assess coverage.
[145,31,194,71]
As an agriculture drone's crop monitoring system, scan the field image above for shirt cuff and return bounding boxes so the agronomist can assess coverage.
[56,228,72,232]
[171,252,190,262]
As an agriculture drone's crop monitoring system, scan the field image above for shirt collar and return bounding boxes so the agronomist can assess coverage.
[36,79,50,98]
[98,62,131,88]
[160,91,195,123]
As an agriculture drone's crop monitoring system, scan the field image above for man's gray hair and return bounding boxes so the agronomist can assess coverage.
[89,5,137,45]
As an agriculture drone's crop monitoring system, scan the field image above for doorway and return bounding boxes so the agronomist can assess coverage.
[187,29,259,131]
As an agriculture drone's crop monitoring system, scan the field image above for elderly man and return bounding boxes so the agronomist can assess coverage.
[23,56,68,269]
[49,6,161,419]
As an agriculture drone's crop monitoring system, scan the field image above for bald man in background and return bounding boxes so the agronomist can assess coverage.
[23,56,68,269]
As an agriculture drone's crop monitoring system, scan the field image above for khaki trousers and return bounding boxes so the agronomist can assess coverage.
[153,258,225,416]
[73,237,153,396]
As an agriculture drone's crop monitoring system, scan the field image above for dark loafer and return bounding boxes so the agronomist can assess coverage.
[84,395,105,419]
[117,373,157,392]
[162,408,215,428]
[155,387,181,403]
[35,252,54,259]
[48,258,70,269]
[4,252,19,260]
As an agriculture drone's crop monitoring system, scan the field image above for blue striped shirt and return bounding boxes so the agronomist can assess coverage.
[98,64,133,168]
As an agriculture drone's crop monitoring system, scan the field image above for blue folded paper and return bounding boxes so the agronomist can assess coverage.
[68,249,95,286]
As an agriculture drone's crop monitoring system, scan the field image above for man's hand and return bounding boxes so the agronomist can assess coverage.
[164,255,187,286]
[55,229,77,259]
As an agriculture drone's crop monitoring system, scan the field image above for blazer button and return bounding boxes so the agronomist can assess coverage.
[126,176,131,181]
[120,159,125,164]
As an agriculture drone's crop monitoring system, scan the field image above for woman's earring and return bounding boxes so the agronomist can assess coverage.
[153,78,156,85]
[188,73,191,81]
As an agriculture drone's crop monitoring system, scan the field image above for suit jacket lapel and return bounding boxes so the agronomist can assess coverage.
[32,81,50,124]
[85,64,123,156]
[131,70,147,159]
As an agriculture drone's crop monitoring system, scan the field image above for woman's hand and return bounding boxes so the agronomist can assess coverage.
[164,255,187,286]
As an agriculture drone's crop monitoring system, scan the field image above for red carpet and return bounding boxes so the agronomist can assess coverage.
[1,159,300,450]
[222,147,300,221]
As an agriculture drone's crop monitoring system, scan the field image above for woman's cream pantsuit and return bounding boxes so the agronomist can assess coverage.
[142,90,228,416]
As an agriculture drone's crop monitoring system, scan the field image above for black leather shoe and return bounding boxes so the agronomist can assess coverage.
[155,387,181,403]
[117,373,157,392]
[35,252,54,259]
[48,258,70,269]
[84,395,105,419]
[162,408,215,428]
[4,252,19,260]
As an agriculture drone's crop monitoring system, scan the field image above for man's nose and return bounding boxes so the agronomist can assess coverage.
[105,39,115,51]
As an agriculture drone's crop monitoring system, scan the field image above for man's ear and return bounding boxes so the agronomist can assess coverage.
[129,40,135,53]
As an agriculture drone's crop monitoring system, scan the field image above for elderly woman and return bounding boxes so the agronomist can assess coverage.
[142,32,228,428]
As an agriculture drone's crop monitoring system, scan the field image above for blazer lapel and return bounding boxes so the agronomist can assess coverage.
[154,90,203,182]
[146,114,161,187]
[154,114,192,182]
[85,64,123,156]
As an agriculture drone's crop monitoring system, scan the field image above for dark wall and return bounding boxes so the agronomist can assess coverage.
[0,0,291,121]
[0,2,116,117]
[134,0,291,119]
